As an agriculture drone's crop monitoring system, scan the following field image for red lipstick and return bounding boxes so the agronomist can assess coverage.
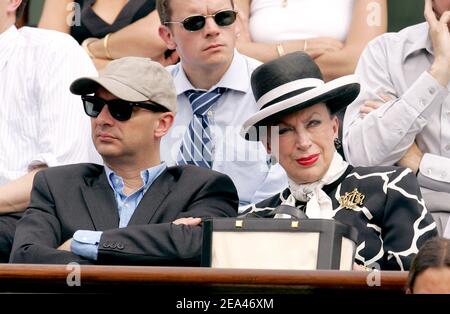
[296,154,320,166]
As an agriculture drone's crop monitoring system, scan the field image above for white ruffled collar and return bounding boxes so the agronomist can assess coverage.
[282,151,349,219]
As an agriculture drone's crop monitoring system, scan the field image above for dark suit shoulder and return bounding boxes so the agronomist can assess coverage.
[164,165,238,200]
[37,163,104,182]
[166,165,233,183]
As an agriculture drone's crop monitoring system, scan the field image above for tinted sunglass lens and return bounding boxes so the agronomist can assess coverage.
[107,101,133,121]
[215,10,236,26]
[183,15,206,31]
[83,99,102,117]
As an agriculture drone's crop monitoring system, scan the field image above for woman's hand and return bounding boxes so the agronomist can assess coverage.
[283,37,344,59]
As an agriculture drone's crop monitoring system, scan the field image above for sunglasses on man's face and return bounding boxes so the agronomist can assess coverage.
[164,9,237,32]
[81,95,168,122]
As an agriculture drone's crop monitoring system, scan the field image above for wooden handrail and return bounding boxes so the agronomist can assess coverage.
[0,264,408,293]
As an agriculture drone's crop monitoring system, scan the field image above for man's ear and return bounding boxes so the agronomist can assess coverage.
[7,0,22,16]
[159,25,177,50]
[154,112,175,139]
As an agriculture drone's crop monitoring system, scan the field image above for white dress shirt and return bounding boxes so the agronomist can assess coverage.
[0,26,100,185]
[343,22,450,196]
[162,51,287,206]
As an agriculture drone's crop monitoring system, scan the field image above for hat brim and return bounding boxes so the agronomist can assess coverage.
[241,75,360,141]
[70,76,149,102]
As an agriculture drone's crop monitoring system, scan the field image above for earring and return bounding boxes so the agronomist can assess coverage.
[334,138,342,150]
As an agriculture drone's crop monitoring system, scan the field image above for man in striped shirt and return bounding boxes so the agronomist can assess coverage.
[0,0,99,262]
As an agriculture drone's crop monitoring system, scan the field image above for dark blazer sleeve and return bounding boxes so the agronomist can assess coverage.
[381,168,437,270]
[9,171,93,265]
[97,171,238,265]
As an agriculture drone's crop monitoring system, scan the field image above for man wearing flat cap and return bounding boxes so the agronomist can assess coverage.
[10,57,238,265]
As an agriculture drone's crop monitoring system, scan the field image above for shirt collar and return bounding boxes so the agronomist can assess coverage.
[403,22,434,62]
[173,49,250,94]
[0,25,19,71]
[104,162,167,197]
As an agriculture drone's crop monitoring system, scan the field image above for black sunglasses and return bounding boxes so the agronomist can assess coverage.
[164,9,237,32]
[81,95,169,121]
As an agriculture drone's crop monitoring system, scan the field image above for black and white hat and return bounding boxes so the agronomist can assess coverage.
[242,52,360,141]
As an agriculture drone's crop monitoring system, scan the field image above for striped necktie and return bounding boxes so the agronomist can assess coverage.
[177,87,226,168]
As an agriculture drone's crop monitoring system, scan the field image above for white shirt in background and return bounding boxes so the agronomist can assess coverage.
[249,0,354,43]
[0,26,101,185]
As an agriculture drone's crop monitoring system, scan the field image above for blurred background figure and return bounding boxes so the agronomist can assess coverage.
[38,0,178,69]
[235,0,387,81]
[0,0,99,262]
[406,237,450,294]
[343,0,450,235]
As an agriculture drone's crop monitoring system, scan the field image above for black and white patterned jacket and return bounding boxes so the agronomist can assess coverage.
[241,166,437,270]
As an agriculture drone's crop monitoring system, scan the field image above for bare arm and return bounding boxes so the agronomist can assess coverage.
[39,2,175,69]
[314,0,387,81]
[235,0,343,62]
[87,10,169,61]
[0,167,46,214]
[235,0,386,80]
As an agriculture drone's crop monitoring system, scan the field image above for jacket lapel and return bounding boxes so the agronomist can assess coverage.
[127,169,173,225]
[81,169,120,230]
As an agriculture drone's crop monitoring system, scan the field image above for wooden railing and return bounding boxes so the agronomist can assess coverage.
[0,264,408,294]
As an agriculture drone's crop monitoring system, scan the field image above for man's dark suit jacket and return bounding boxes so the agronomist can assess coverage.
[10,164,238,265]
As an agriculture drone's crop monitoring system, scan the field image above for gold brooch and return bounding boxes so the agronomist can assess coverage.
[339,188,365,209]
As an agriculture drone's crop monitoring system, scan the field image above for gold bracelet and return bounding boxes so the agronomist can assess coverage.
[303,40,308,52]
[81,38,97,58]
[103,33,113,60]
[276,44,285,57]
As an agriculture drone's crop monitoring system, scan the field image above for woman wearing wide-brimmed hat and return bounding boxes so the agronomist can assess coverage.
[240,52,437,270]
